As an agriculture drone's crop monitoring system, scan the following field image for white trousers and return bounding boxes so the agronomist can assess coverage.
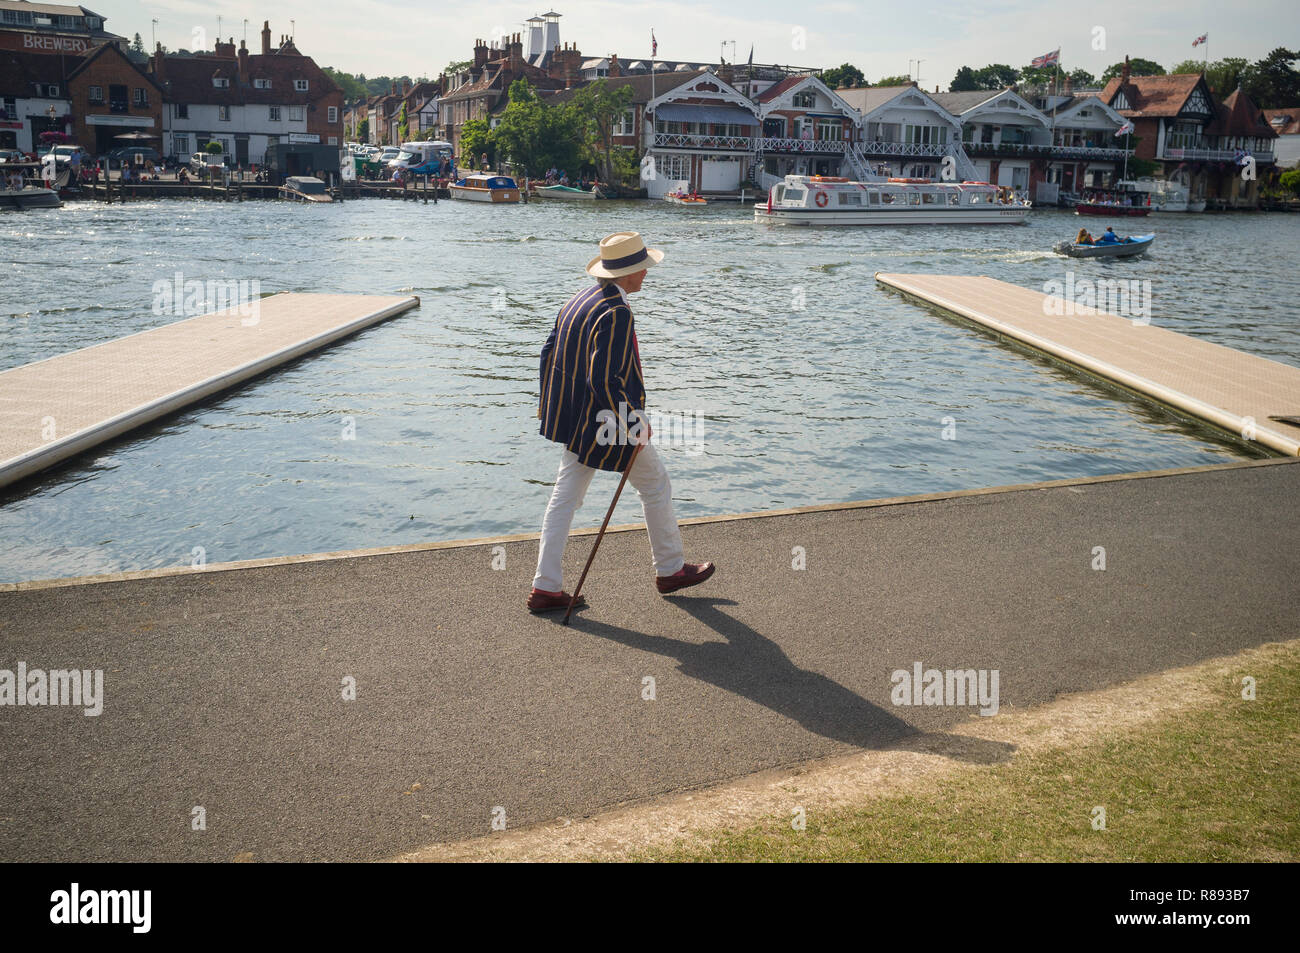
[532,444,685,592]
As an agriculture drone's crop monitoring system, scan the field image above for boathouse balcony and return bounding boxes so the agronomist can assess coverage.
[854,139,948,158]
[965,141,1132,160]
[652,131,755,152]
[1160,141,1274,164]
[758,137,847,154]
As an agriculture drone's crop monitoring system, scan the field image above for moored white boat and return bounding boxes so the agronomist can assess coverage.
[279,175,333,203]
[754,175,1029,225]
[449,173,521,203]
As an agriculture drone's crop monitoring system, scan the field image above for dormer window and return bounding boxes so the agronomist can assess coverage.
[213,77,230,88]
[1184,88,1210,115]
[294,79,309,92]
[1112,91,1130,110]
[793,91,816,108]
[254,78,272,89]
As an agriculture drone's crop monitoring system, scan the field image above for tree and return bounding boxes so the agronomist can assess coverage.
[1242,48,1300,108]
[322,67,369,101]
[443,60,472,77]
[131,33,145,56]
[570,79,636,184]
[459,118,493,167]
[974,64,1019,89]
[204,140,223,154]
[821,63,866,89]
[1101,58,1165,83]
[1068,68,1096,88]
[1279,168,1300,197]
[398,102,408,142]
[357,118,369,142]
[1017,65,1056,89]
[876,74,912,87]
[491,78,583,176]
[950,66,979,91]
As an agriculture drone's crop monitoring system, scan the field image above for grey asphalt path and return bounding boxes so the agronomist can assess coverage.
[1,459,1297,862]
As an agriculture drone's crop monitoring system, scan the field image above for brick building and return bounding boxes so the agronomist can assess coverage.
[66,39,161,154]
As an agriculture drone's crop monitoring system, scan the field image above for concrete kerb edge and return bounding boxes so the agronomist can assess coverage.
[2,455,1294,594]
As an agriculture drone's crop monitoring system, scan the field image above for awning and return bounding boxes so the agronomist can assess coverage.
[804,112,847,119]
[653,104,758,126]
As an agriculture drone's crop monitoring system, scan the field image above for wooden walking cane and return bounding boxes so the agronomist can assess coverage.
[562,442,645,625]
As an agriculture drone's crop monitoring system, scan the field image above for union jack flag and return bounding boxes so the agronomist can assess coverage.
[1192,33,1207,47]
[1031,48,1060,69]
[651,30,657,57]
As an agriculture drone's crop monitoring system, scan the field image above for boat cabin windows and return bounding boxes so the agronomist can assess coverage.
[921,191,939,205]
[772,185,786,204]
[867,190,881,204]
[880,191,896,205]
[836,191,861,206]
[967,191,983,203]
[946,191,960,206]
[784,188,806,205]
[907,192,921,206]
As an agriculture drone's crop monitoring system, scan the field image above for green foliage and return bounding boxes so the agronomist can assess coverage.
[357,118,369,142]
[322,67,369,101]
[1101,58,1165,83]
[491,79,584,176]
[1126,156,1161,178]
[203,140,223,154]
[875,74,912,87]
[949,64,1020,91]
[458,118,493,167]
[443,60,472,77]
[950,66,978,91]
[1068,68,1096,88]
[131,33,145,55]
[569,79,636,184]
[398,102,408,142]
[1241,47,1300,108]
[1280,169,1300,197]
[821,63,866,89]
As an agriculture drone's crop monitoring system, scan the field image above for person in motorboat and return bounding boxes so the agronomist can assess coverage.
[1098,227,1121,244]
[1075,227,1095,245]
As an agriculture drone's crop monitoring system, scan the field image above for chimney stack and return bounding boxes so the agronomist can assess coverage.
[238,40,249,83]
[474,38,489,69]
[261,20,271,55]
[509,33,523,72]
[403,78,412,96]
[609,53,621,78]
[151,43,165,83]
[1120,55,1131,86]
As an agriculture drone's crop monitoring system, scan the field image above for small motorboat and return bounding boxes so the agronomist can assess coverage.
[279,175,333,203]
[534,183,601,200]
[665,188,707,206]
[1054,233,1155,258]
[0,162,63,209]
[449,173,521,203]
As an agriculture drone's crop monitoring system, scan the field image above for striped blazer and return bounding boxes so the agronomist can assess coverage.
[538,283,646,473]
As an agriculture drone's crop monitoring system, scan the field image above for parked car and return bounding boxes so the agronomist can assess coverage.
[0,149,27,164]
[190,151,227,173]
[105,146,160,166]
[46,144,85,169]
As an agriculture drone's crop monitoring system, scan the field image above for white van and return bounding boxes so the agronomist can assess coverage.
[388,141,453,172]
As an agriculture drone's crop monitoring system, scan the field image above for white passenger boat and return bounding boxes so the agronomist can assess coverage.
[449,173,521,204]
[754,175,1030,225]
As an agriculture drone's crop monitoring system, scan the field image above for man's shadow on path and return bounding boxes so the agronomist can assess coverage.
[569,595,1014,765]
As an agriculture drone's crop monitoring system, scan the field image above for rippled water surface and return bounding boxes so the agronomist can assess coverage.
[2,198,1297,583]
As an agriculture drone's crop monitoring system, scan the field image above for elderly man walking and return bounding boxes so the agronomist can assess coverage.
[528,231,715,613]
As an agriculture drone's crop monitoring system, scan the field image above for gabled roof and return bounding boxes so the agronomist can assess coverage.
[546,70,702,107]
[1100,72,1207,117]
[755,75,804,103]
[930,89,1002,114]
[160,51,338,106]
[1044,93,1127,127]
[67,40,163,92]
[0,49,73,95]
[1208,88,1277,139]
[1262,108,1300,136]
[838,83,962,131]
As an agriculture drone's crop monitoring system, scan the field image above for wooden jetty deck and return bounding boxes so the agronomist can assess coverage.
[875,273,1300,456]
[0,293,419,490]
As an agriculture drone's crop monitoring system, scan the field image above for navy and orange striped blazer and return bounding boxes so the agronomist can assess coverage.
[538,283,646,473]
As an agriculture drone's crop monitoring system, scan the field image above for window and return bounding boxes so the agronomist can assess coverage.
[133,88,147,106]
[2,98,15,121]
[289,105,304,121]
[175,103,188,119]
[254,78,271,89]
[613,110,633,136]
[328,136,338,145]
[88,86,104,104]
[836,192,861,206]
[45,84,60,97]
[173,134,189,156]
[867,190,880,204]
[921,191,938,204]
[816,119,842,141]
[294,79,309,92]
[793,91,815,108]
[218,105,231,121]
[269,106,281,121]
[109,84,127,112]
[213,77,229,88]
[328,106,338,123]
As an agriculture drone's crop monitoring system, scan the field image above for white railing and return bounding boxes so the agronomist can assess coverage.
[1164,143,1274,163]
[758,137,847,153]
[653,132,754,151]
[855,139,949,157]
[757,170,784,191]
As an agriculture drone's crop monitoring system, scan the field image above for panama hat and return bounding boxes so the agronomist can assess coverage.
[586,231,665,278]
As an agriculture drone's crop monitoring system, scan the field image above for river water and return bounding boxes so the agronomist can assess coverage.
[2,197,1297,583]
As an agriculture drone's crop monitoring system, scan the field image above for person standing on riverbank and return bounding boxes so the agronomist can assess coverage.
[528,231,716,614]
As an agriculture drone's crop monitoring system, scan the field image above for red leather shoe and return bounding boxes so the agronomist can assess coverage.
[655,561,716,595]
[527,588,585,614]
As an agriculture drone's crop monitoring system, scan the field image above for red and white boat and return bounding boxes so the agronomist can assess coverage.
[754,175,1030,225]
